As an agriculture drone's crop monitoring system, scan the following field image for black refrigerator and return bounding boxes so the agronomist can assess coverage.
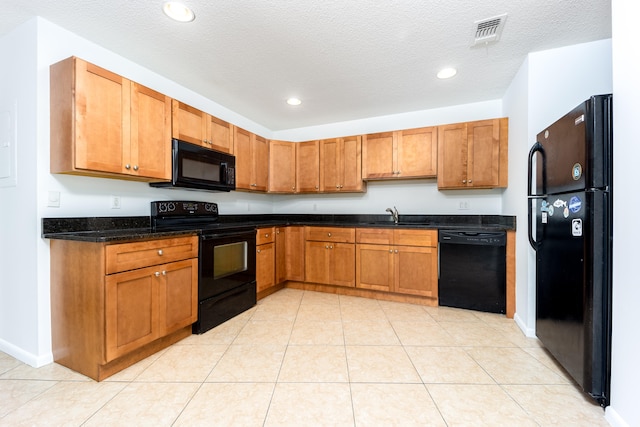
[527,94,612,407]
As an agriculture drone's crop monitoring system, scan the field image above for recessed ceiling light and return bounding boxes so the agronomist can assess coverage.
[437,67,457,79]
[163,1,195,22]
[286,98,302,106]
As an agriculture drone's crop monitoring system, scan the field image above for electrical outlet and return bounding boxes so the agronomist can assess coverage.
[458,200,470,210]
[47,191,60,208]
[110,196,121,209]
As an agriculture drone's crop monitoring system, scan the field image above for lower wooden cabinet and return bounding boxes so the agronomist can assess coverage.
[275,226,305,284]
[256,227,276,293]
[304,227,356,287]
[356,228,438,299]
[50,235,198,381]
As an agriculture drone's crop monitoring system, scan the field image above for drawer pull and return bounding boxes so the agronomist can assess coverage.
[265,233,269,238]
[257,249,261,253]
[327,232,332,237]
[157,249,163,256]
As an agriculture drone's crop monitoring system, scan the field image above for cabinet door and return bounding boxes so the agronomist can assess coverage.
[234,127,252,190]
[268,140,296,192]
[397,127,437,178]
[340,135,364,192]
[305,241,330,284]
[159,259,198,335]
[171,100,208,146]
[467,119,501,188]
[252,135,269,192]
[437,122,468,189]
[209,116,234,154]
[275,228,287,284]
[296,140,320,193]
[74,59,128,174]
[105,265,158,361]
[256,242,275,292]
[285,226,306,281]
[356,244,393,292]
[394,245,438,298]
[362,132,396,179]
[319,138,340,192]
[329,243,355,287]
[130,83,171,180]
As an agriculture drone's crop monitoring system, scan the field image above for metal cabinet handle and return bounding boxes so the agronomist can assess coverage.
[462,179,467,184]
[394,249,398,253]
[154,271,160,277]
[330,245,333,249]
[162,270,166,275]
[328,232,332,237]
[125,164,131,170]
[265,233,269,238]
[468,179,473,184]
[257,249,261,253]
[389,249,393,253]
[336,185,340,188]
[133,165,139,171]
[158,249,163,256]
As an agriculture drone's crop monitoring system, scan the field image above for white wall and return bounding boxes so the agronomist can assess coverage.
[607,1,640,426]
[0,19,41,364]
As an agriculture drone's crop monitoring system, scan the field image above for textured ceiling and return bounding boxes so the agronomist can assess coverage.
[1,1,611,130]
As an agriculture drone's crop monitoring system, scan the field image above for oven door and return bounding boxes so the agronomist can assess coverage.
[199,229,256,300]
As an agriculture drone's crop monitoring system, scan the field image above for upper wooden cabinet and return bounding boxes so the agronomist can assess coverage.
[296,140,320,193]
[437,118,508,189]
[362,127,437,180]
[171,100,234,154]
[319,135,364,192]
[268,140,297,193]
[50,57,171,181]
[234,127,269,191]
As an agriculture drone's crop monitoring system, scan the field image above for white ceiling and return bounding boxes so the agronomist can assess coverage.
[1,1,611,131]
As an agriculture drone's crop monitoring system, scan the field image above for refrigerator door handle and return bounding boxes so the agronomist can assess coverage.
[528,142,545,250]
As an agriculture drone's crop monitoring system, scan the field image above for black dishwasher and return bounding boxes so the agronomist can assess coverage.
[438,230,506,314]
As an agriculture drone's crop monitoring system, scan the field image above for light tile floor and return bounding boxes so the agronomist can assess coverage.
[0,289,609,426]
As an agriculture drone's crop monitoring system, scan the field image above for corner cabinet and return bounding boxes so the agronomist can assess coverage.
[437,118,508,189]
[50,56,171,181]
[50,235,198,381]
[171,100,234,154]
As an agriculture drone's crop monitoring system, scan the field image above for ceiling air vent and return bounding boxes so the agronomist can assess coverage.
[472,13,507,46]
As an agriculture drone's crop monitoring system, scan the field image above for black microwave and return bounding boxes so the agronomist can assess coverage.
[150,139,235,192]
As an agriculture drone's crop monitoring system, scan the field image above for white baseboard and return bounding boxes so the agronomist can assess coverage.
[0,338,53,368]
[605,406,630,427]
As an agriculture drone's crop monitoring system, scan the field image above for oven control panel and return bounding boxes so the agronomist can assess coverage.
[151,201,218,217]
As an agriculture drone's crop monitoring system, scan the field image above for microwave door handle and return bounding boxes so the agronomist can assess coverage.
[220,162,227,182]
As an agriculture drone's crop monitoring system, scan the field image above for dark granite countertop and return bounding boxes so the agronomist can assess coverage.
[42,214,516,242]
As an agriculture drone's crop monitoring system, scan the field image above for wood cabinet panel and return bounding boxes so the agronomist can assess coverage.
[234,127,268,191]
[106,236,198,274]
[319,136,364,192]
[438,118,508,189]
[393,229,437,247]
[50,236,197,381]
[329,243,356,287]
[269,140,297,192]
[256,242,275,292]
[171,100,234,154]
[394,246,438,298]
[397,127,437,178]
[305,226,355,243]
[296,140,320,193]
[50,57,171,181]
[285,226,305,281]
[356,228,394,245]
[256,227,275,245]
[363,127,436,180]
[362,132,395,179]
[304,240,331,284]
[356,243,393,292]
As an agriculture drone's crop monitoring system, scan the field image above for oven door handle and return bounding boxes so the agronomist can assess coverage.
[201,230,256,240]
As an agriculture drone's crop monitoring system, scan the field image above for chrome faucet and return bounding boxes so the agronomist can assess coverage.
[386,206,399,224]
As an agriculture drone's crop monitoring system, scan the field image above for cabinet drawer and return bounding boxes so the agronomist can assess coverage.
[393,229,437,247]
[256,227,275,245]
[106,235,198,274]
[305,226,355,243]
[356,228,394,245]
